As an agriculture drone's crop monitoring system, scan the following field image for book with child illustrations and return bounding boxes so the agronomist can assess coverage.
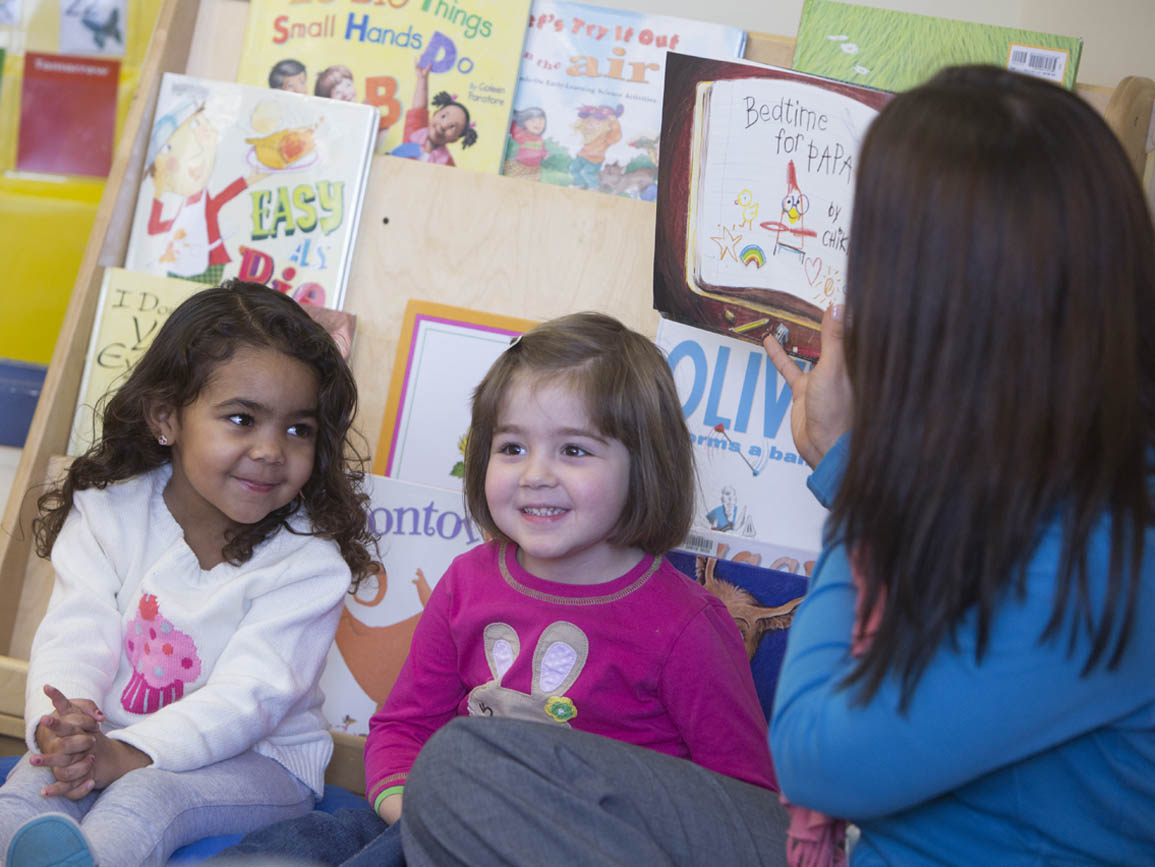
[655,316,827,565]
[122,72,377,310]
[373,299,539,486]
[652,52,891,363]
[235,0,531,174]
[318,474,485,735]
[793,0,1082,92]
[66,267,356,457]
[501,1,745,198]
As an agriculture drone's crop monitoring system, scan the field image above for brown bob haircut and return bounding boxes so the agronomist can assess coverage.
[464,311,695,555]
[833,66,1155,706]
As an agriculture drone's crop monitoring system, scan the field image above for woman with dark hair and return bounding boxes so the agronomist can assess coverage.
[766,65,1155,864]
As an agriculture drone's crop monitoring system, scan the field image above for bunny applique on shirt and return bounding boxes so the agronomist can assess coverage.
[467,621,589,726]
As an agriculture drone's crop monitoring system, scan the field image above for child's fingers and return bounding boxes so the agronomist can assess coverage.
[49,754,96,784]
[43,685,104,725]
[31,735,96,766]
[70,698,105,723]
[45,710,99,739]
[41,768,96,801]
[43,683,72,715]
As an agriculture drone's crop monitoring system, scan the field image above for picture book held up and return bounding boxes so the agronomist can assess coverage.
[318,474,485,735]
[652,52,890,362]
[793,0,1082,93]
[123,73,377,310]
[374,299,539,487]
[236,0,531,174]
[503,0,745,198]
[67,267,355,457]
[655,316,827,565]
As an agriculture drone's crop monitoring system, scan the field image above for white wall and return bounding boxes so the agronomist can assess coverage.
[609,0,1155,89]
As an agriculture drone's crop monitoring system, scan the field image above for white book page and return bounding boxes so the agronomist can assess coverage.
[693,77,877,308]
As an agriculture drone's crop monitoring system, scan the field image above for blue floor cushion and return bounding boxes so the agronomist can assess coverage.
[0,753,367,863]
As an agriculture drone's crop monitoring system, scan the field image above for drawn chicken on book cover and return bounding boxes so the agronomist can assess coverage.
[652,53,891,362]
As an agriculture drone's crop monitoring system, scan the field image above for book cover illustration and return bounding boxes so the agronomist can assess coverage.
[123,72,377,310]
[319,473,485,735]
[503,0,745,198]
[667,549,807,721]
[59,0,127,55]
[373,299,539,487]
[793,0,1082,92]
[653,52,890,362]
[16,52,119,176]
[655,316,827,563]
[677,524,817,578]
[236,0,530,174]
[68,267,355,456]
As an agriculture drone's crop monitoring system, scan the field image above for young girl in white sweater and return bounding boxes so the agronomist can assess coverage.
[1,281,374,866]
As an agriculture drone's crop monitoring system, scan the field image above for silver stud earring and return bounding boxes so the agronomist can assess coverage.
[158,435,169,446]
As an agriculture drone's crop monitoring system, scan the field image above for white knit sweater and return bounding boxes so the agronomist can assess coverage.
[25,464,351,796]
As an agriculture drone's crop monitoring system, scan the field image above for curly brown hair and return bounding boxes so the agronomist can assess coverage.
[34,280,375,587]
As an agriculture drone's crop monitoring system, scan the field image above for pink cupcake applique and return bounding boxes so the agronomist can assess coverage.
[121,593,203,714]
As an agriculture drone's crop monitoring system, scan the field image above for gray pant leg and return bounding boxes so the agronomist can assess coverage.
[82,750,315,867]
[401,717,788,867]
[0,753,101,858]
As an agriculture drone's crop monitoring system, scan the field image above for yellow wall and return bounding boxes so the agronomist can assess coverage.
[0,0,160,364]
[0,181,102,364]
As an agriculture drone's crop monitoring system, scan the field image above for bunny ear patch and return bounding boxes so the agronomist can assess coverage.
[532,622,589,697]
[539,642,578,693]
[482,622,520,681]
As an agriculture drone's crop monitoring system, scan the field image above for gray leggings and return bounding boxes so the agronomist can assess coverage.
[401,717,790,867]
[0,750,315,866]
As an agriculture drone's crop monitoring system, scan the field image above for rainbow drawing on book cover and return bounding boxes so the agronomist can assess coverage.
[237,0,531,173]
[653,53,891,362]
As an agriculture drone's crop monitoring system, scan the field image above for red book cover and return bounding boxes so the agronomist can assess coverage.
[17,52,121,177]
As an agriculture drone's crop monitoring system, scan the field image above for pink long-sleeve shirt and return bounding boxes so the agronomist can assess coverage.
[364,541,776,806]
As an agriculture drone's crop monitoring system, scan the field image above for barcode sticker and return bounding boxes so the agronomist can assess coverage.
[1006,44,1068,84]
[679,533,717,556]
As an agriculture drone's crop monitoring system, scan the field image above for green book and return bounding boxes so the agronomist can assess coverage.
[793,0,1082,91]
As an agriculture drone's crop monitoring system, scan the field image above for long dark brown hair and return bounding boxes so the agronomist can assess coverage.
[464,312,695,556]
[834,66,1155,707]
[34,281,375,586]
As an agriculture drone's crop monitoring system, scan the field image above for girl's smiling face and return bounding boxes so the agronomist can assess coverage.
[484,373,640,584]
[152,345,319,559]
[429,104,467,146]
[329,76,357,102]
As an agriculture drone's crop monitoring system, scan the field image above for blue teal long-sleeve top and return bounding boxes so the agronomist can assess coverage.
[770,435,1155,864]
